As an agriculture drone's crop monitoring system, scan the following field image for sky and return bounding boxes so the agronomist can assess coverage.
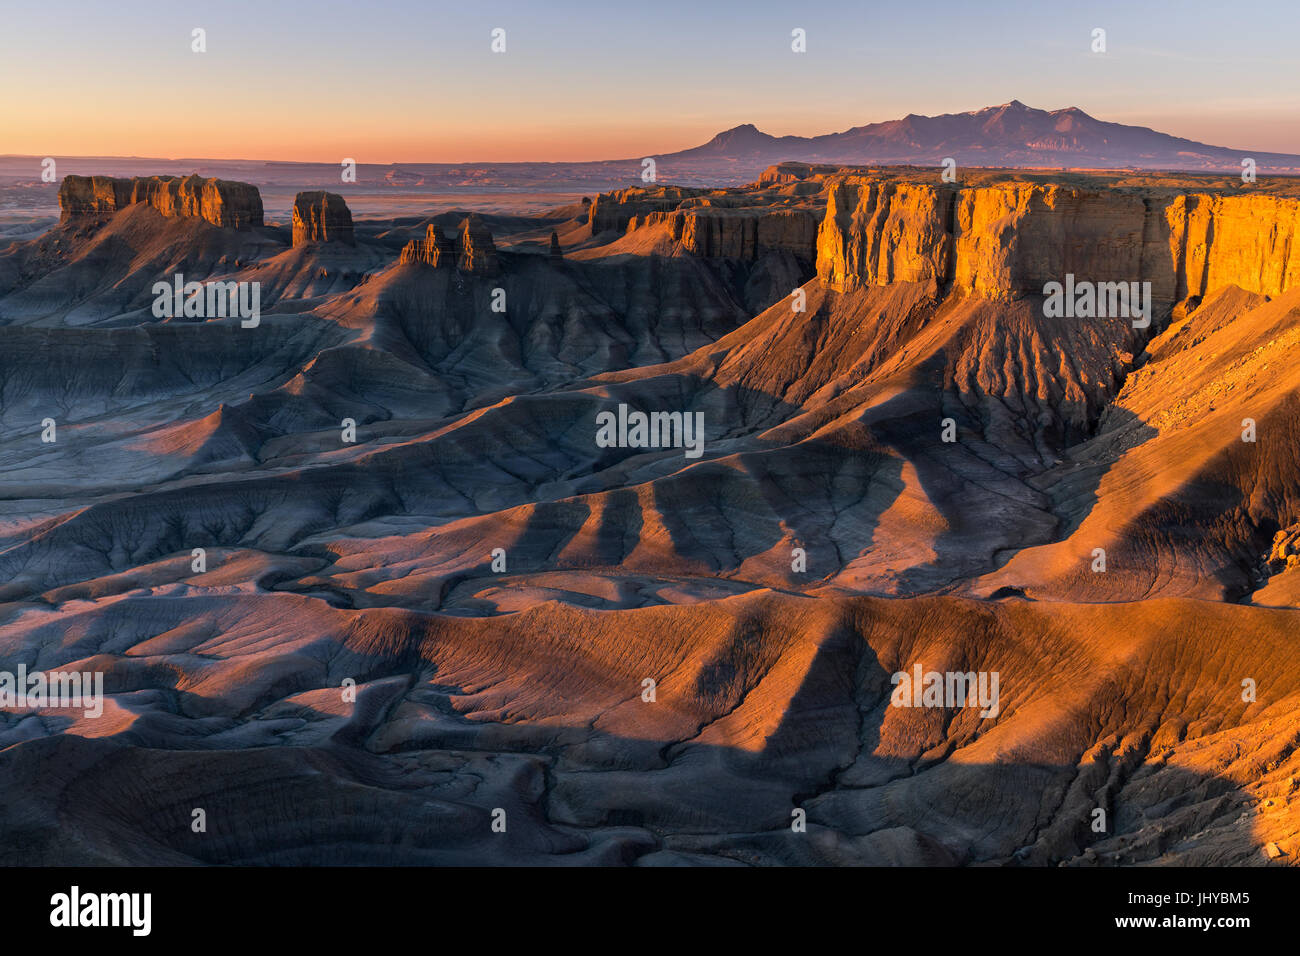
[1,0,1297,163]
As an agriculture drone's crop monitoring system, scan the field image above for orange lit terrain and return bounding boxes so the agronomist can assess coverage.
[0,160,1298,866]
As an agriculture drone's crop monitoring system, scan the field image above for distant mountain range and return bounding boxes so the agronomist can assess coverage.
[663,100,1300,172]
[2,102,1296,217]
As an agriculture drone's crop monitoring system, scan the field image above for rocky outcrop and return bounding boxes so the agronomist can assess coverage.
[951,184,1169,301]
[816,180,958,289]
[58,176,134,217]
[588,173,1300,309]
[59,174,264,229]
[815,175,1300,308]
[292,191,354,246]
[588,186,703,233]
[399,224,456,267]
[457,215,499,275]
[1268,524,1300,574]
[632,207,818,261]
[593,182,823,263]
[1167,193,1300,300]
[758,162,840,185]
[398,216,498,275]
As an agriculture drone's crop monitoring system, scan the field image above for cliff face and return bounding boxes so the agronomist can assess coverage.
[816,180,957,288]
[457,214,499,275]
[630,207,818,261]
[399,224,456,267]
[1167,193,1300,300]
[292,191,354,246]
[58,176,135,216]
[758,162,841,185]
[398,215,498,275]
[591,182,823,263]
[951,185,1159,299]
[59,175,264,229]
[815,176,1300,306]
[588,186,704,233]
[815,179,1161,297]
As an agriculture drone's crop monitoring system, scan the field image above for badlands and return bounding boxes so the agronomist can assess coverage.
[0,164,1298,865]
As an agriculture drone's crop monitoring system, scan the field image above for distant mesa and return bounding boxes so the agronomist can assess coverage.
[758,161,841,184]
[589,186,699,233]
[384,168,426,187]
[399,214,499,275]
[59,174,263,229]
[292,191,355,246]
[592,182,819,263]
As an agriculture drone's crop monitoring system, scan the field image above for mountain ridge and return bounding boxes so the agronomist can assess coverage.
[669,101,1300,171]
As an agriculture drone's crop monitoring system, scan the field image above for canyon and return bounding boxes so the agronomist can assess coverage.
[0,160,1297,866]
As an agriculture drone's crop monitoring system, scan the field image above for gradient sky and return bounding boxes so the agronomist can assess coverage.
[2,0,1297,162]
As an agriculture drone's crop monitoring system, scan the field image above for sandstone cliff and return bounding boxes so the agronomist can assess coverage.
[398,215,498,275]
[758,162,841,185]
[457,214,499,275]
[631,207,818,261]
[816,180,957,289]
[591,182,823,263]
[399,224,456,267]
[588,186,704,233]
[59,174,264,229]
[291,191,354,246]
[1167,193,1300,300]
[814,175,1300,307]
